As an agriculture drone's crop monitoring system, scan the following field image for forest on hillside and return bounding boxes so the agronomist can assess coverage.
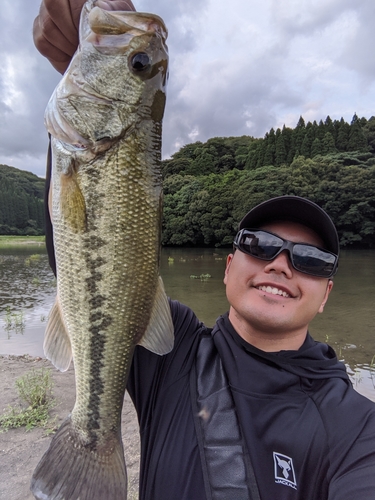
[161,114,375,248]
[1,114,374,247]
[0,164,45,236]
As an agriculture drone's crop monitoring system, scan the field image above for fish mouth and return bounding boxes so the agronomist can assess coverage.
[256,285,292,298]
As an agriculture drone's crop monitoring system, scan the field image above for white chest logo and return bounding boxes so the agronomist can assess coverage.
[273,452,297,490]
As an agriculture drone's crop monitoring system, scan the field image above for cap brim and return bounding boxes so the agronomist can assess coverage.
[239,196,339,256]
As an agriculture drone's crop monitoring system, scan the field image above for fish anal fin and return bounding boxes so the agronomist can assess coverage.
[44,298,72,372]
[31,417,127,499]
[138,276,174,355]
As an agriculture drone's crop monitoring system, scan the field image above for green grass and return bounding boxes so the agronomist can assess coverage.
[0,236,45,249]
[0,368,56,432]
[4,307,25,333]
[25,254,43,267]
[190,273,212,281]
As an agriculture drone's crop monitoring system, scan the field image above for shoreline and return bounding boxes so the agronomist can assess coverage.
[0,354,140,500]
[0,236,46,249]
[0,234,46,250]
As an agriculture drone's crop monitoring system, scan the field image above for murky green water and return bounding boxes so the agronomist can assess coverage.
[1,246,374,400]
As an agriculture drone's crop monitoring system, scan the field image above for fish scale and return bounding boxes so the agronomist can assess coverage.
[55,138,161,434]
[31,2,172,499]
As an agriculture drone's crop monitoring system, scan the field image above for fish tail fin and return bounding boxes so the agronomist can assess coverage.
[30,417,127,500]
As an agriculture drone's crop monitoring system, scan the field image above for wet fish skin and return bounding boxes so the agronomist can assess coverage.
[31,2,172,499]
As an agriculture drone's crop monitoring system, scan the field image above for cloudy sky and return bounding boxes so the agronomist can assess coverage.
[1,0,375,178]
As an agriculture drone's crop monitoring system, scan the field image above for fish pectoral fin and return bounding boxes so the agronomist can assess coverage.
[60,170,87,233]
[44,297,73,372]
[138,276,174,355]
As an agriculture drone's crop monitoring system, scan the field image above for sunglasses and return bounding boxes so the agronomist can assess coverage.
[233,229,338,278]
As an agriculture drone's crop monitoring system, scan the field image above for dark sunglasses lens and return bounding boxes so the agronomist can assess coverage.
[293,245,336,277]
[239,231,283,260]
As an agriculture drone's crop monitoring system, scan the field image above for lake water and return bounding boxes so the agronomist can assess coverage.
[1,246,374,401]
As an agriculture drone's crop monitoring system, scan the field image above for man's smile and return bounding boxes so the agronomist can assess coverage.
[256,285,291,298]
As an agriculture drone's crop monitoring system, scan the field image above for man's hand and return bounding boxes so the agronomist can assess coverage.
[33,0,136,74]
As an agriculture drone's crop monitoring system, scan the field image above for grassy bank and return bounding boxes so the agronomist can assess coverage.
[0,236,45,248]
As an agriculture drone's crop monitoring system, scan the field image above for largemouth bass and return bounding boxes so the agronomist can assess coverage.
[31,2,172,499]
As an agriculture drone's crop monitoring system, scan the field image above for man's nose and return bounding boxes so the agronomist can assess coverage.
[263,250,293,277]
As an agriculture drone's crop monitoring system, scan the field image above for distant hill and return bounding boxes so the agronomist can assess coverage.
[161,114,375,248]
[2,113,374,246]
[0,164,45,236]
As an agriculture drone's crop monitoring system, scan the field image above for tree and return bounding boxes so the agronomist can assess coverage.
[361,116,375,154]
[335,118,350,151]
[287,117,306,162]
[324,116,336,141]
[275,128,287,166]
[321,132,337,155]
[347,119,368,152]
[263,128,276,165]
[300,123,315,157]
[311,138,322,158]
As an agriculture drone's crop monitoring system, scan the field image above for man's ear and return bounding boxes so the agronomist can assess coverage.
[223,253,234,284]
[318,280,333,313]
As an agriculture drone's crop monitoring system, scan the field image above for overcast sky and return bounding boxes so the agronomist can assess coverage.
[1,0,374,178]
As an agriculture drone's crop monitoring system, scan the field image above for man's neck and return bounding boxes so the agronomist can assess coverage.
[228,309,308,352]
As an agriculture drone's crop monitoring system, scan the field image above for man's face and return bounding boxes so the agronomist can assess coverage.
[224,220,333,350]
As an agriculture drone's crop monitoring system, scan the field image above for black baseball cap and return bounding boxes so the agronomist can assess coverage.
[239,196,339,256]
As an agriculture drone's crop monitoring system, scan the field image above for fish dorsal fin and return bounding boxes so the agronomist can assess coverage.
[44,297,73,372]
[138,276,174,355]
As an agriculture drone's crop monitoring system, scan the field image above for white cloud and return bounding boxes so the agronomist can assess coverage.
[0,0,374,175]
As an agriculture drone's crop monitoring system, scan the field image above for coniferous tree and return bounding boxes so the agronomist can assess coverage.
[317,119,326,140]
[290,116,306,160]
[275,128,287,166]
[336,118,350,151]
[300,123,315,157]
[311,138,322,157]
[256,139,267,168]
[324,116,336,141]
[361,116,375,154]
[263,128,276,165]
[281,125,293,153]
[321,132,337,155]
[348,116,368,152]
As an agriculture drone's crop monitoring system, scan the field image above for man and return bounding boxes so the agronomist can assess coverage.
[33,2,375,499]
[127,196,375,500]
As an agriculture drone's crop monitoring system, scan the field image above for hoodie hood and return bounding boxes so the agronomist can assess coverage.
[213,313,349,382]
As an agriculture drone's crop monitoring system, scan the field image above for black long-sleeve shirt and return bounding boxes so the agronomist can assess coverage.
[127,300,375,500]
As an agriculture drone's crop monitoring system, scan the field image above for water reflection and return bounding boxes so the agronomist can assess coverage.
[0,250,56,355]
[0,246,374,401]
[309,249,375,370]
[346,363,375,402]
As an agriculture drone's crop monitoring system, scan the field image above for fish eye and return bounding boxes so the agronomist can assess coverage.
[130,53,151,72]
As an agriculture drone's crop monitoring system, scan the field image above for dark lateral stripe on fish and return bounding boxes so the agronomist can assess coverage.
[84,236,113,439]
